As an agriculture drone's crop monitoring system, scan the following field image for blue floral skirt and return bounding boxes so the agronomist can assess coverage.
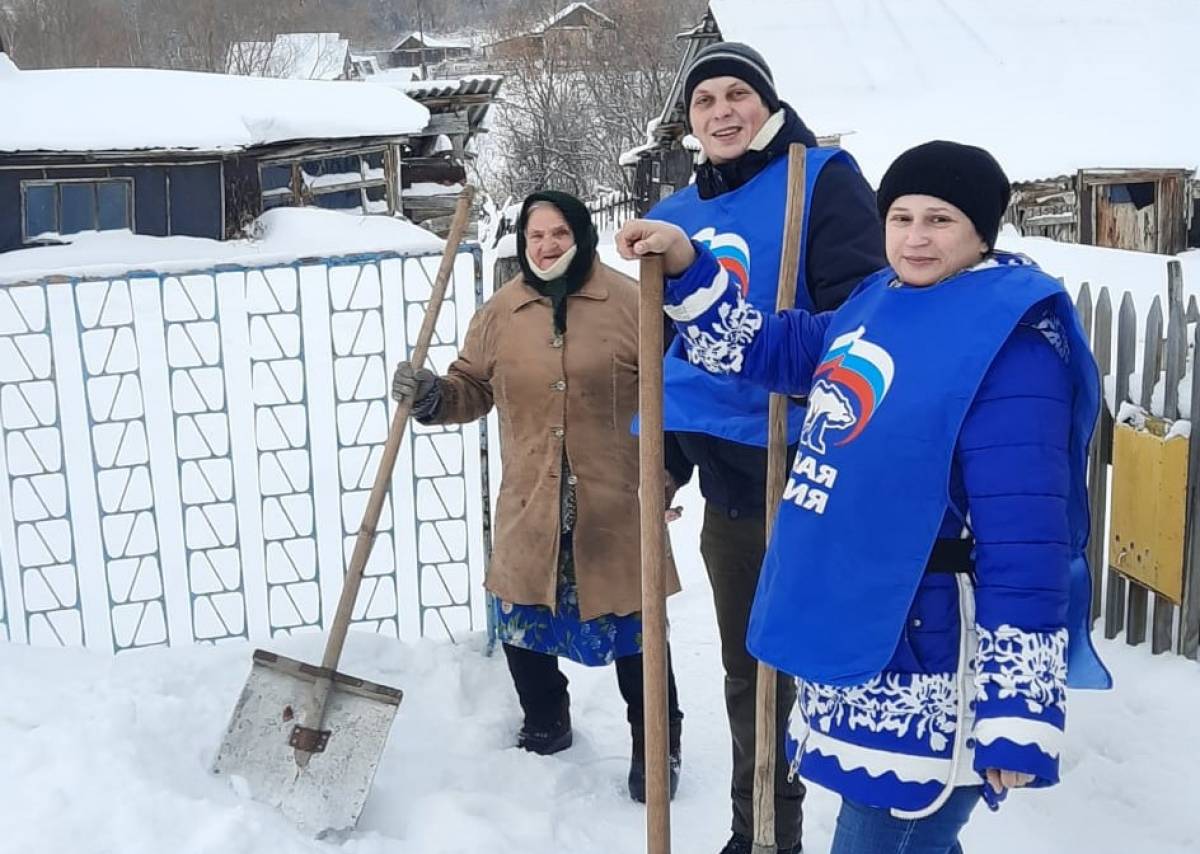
[494,539,643,666]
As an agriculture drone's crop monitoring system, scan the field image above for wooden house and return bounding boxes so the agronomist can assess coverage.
[0,55,429,253]
[483,3,616,63]
[386,34,475,71]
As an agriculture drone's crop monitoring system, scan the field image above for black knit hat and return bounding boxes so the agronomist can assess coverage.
[876,141,1012,250]
[684,41,780,114]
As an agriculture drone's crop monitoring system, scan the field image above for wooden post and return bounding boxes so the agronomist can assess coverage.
[1168,262,1186,379]
[1086,286,1113,625]
[754,143,807,854]
[639,256,671,854]
[1075,281,1093,342]
[1127,296,1163,646]
[1154,263,1186,653]
[1181,318,1200,658]
[1106,293,1136,639]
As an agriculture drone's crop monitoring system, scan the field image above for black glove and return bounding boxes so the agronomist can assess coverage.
[391,360,439,407]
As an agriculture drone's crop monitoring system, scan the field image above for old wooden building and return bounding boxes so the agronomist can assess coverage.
[392,75,504,233]
[386,34,475,72]
[1009,170,1194,255]
[0,55,430,254]
[483,2,615,63]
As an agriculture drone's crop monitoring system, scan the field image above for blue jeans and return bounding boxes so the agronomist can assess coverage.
[829,786,982,854]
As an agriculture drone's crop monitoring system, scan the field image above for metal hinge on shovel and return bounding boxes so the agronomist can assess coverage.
[211,187,477,838]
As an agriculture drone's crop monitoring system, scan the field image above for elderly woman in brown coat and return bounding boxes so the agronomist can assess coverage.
[391,190,685,801]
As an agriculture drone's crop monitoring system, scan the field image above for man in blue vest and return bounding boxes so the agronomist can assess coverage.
[647,42,885,854]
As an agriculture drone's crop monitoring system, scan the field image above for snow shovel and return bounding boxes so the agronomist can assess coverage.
[212,185,477,837]
[639,255,672,854]
[753,143,807,854]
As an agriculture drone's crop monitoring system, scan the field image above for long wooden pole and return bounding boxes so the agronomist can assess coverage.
[752,144,807,853]
[293,186,475,766]
[639,255,670,854]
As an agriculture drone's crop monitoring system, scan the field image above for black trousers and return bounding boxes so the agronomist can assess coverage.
[700,503,805,850]
[502,642,681,729]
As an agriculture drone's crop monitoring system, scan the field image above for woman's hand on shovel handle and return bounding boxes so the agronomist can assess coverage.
[615,219,696,277]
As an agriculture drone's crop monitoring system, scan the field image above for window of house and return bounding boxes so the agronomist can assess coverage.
[260,163,295,210]
[258,148,391,216]
[21,179,134,242]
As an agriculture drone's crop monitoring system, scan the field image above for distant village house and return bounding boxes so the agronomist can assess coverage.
[483,3,615,63]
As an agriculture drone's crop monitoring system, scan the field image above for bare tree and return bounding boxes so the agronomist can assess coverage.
[483,0,705,201]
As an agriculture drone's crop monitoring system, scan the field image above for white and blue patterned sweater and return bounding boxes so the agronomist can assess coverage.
[666,247,1077,815]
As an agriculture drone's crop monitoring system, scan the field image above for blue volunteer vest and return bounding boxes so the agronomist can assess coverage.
[746,256,1112,690]
[647,147,849,446]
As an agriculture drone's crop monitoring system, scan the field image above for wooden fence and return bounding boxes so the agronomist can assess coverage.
[587,190,637,233]
[1076,259,1200,658]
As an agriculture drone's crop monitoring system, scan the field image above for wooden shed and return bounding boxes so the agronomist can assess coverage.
[1010,169,1194,255]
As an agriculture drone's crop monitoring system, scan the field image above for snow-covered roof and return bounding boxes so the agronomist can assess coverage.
[228,32,350,81]
[392,32,474,51]
[0,57,430,154]
[540,2,613,31]
[710,0,1200,183]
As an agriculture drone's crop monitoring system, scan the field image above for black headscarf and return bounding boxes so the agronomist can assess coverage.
[516,190,598,334]
[693,101,818,200]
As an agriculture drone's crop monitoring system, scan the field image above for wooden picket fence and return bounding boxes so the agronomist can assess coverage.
[1075,259,1200,658]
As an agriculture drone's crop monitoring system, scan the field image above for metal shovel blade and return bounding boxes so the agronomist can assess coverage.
[212,649,403,836]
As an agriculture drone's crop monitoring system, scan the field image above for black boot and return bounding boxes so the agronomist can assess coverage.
[628,716,682,803]
[505,644,573,755]
[718,834,752,854]
[517,693,572,755]
[718,831,802,854]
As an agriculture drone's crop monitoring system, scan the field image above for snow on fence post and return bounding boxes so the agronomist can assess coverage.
[1086,285,1113,624]
[1105,292,1137,639]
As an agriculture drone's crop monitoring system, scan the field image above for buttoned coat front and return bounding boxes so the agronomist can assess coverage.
[429,258,679,621]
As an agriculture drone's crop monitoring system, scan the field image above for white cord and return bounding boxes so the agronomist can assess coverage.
[889,573,975,820]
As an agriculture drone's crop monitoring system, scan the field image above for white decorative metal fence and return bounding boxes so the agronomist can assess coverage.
[0,247,490,653]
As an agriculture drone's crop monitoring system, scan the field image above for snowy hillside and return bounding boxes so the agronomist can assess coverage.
[712,0,1200,184]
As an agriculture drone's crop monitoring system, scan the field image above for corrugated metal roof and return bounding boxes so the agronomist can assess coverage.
[399,75,504,100]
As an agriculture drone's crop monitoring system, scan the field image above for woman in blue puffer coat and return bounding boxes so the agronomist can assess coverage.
[616,141,1111,853]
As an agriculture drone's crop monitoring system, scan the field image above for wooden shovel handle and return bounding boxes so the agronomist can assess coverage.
[753,143,807,854]
[321,186,476,671]
[639,255,672,854]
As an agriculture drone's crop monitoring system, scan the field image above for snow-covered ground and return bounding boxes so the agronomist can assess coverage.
[1,479,1197,854]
